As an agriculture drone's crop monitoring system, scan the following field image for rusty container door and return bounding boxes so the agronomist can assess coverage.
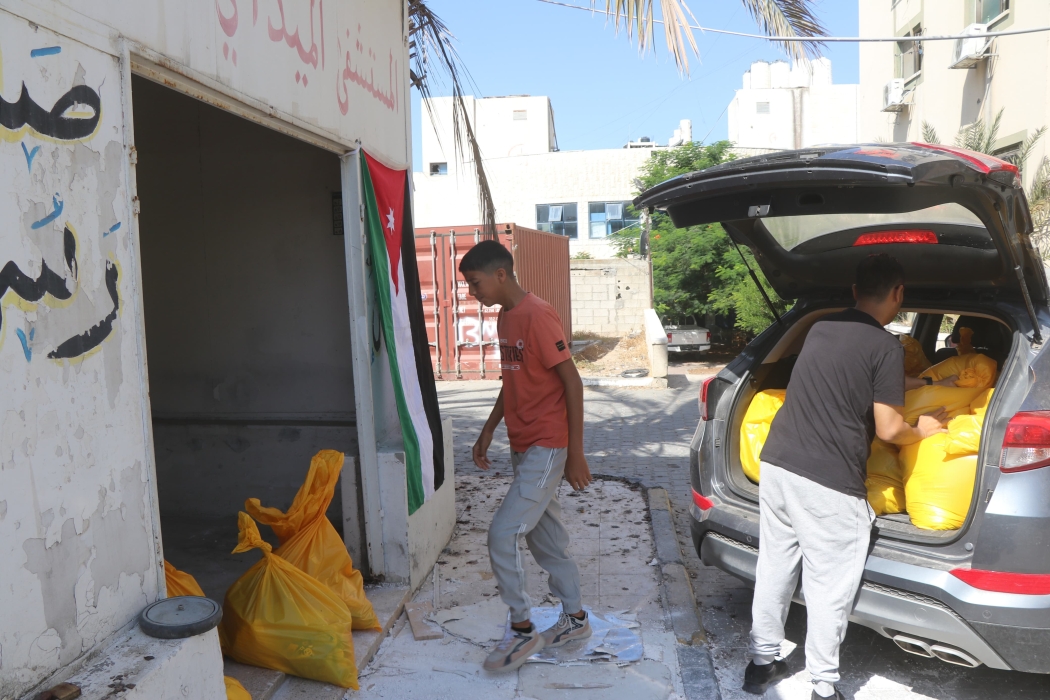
[414,224,571,380]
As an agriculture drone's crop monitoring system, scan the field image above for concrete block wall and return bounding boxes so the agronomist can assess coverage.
[570,258,651,336]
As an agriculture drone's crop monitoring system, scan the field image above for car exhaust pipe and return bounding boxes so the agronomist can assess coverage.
[891,634,935,658]
[891,634,983,668]
[930,644,982,668]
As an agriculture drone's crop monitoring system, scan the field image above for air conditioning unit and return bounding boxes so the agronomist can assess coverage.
[951,23,991,69]
[882,79,907,112]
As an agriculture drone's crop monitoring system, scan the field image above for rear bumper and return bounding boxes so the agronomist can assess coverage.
[691,511,1050,672]
[668,344,710,353]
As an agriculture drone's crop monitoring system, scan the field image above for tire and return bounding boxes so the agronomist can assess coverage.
[139,596,223,639]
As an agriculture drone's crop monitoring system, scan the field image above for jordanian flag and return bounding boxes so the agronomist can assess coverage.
[361,151,444,514]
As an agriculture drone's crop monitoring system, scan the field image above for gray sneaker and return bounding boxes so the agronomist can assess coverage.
[541,612,592,648]
[482,626,546,672]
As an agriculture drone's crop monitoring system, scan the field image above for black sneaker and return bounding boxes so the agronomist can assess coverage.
[811,688,845,700]
[742,659,789,694]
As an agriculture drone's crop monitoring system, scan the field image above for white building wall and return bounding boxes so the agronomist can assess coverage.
[0,1,412,696]
[415,95,658,259]
[728,58,858,151]
[858,0,1050,190]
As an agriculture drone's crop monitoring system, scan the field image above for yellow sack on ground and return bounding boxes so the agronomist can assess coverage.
[219,513,359,690]
[900,335,931,377]
[920,352,997,389]
[224,676,252,700]
[740,390,787,483]
[866,439,905,515]
[164,560,205,598]
[245,450,380,631]
[901,434,977,530]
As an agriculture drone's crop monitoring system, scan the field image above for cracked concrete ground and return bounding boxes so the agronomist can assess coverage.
[437,377,1050,700]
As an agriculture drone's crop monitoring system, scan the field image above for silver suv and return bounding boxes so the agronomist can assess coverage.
[635,143,1050,673]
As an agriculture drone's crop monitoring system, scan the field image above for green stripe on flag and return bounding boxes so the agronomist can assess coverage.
[361,157,425,513]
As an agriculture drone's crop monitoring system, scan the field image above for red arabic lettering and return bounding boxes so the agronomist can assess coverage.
[336,29,398,114]
[267,0,323,69]
[216,0,238,37]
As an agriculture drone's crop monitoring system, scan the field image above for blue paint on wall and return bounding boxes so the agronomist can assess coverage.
[30,46,62,57]
[21,142,40,171]
[15,328,32,361]
[104,222,121,237]
[30,194,63,230]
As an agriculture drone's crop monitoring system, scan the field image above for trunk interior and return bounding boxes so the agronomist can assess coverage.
[725,303,1017,544]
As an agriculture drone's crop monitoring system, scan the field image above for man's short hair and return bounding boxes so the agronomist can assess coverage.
[855,254,904,300]
[459,240,514,275]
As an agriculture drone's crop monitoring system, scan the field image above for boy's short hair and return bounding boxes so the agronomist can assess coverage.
[855,253,905,300]
[459,240,515,275]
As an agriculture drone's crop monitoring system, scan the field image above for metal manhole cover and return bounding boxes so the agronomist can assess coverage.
[139,596,222,639]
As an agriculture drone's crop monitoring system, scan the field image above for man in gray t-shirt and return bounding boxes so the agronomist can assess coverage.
[741,255,948,700]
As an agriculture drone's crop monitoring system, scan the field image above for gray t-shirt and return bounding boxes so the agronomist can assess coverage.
[761,308,906,499]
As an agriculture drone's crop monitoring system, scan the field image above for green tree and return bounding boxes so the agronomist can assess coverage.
[610,141,790,335]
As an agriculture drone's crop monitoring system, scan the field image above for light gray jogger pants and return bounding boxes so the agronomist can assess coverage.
[488,446,582,623]
[748,462,874,686]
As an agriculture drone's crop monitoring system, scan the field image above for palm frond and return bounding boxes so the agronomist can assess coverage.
[1028,157,1050,259]
[1015,126,1047,170]
[921,121,939,144]
[955,108,1004,154]
[408,0,496,233]
[739,0,828,63]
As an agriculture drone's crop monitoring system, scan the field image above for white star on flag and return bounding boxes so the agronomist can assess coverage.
[386,207,396,232]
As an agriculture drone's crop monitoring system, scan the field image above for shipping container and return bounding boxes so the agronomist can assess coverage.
[415,224,571,379]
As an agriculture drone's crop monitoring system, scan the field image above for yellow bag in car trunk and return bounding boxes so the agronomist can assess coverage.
[740,390,787,483]
[946,401,991,457]
[899,335,931,377]
[865,439,905,515]
[900,433,978,530]
[969,388,995,414]
[919,353,997,388]
[903,354,997,422]
[164,560,206,598]
[219,513,359,689]
[245,450,380,631]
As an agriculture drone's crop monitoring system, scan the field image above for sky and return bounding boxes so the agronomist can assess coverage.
[411,0,859,172]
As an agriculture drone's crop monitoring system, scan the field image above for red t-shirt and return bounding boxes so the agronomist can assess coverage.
[498,293,572,452]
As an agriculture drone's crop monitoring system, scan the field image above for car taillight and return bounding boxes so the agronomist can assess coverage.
[699,376,715,420]
[692,489,714,511]
[667,332,673,341]
[950,568,1050,595]
[1000,411,1050,473]
[853,230,938,246]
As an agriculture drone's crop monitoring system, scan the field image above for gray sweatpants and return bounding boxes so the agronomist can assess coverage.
[749,462,874,686]
[488,446,583,623]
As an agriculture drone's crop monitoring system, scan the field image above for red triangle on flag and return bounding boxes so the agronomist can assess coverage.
[363,152,406,294]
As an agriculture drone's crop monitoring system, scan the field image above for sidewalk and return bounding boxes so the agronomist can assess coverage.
[351,472,687,699]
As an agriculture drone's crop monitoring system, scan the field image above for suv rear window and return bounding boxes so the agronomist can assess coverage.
[762,203,986,251]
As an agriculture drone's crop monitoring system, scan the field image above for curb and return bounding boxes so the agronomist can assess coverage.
[581,376,668,388]
[646,487,723,700]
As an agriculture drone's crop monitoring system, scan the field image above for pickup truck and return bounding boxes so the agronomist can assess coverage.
[665,323,711,353]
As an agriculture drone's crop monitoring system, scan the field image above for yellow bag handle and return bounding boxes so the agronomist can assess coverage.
[232,512,273,555]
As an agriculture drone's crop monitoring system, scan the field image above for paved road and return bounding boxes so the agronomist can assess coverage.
[437,373,1050,699]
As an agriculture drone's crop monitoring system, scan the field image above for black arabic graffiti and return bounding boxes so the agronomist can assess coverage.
[0,83,101,140]
[1,226,119,359]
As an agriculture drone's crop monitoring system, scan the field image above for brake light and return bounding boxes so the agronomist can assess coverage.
[667,332,673,341]
[699,376,715,420]
[910,142,1019,176]
[950,568,1050,595]
[1000,411,1050,473]
[692,489,714,511]
[853,230,938,246]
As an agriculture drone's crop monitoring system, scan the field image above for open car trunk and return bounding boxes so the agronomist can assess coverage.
[723,303,1020,543]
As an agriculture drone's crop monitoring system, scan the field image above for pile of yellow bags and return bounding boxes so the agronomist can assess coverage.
[164,560,206,598]
[738,353,996,531]
[220,450,375,690]
[900,335,931,377]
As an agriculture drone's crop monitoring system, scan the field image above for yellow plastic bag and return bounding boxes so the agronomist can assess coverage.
[970,388,995,414]
[164,560,205,598]
[739,390,787,483]
[245,450,379,631]
[920,352,997,389]
[224,676,252,700]
[219,513,359,690]
[956,326,975,355]
[900,433,977,530]
[900,335,931,377]
[865,439,905,515]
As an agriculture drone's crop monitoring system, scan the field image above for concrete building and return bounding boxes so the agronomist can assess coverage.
[728,58,859,152]
[859,0,1049,189]
[413,95,688,260]
[0,2,453,698]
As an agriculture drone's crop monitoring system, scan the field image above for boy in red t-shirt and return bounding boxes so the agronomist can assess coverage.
[460,240,592,672]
